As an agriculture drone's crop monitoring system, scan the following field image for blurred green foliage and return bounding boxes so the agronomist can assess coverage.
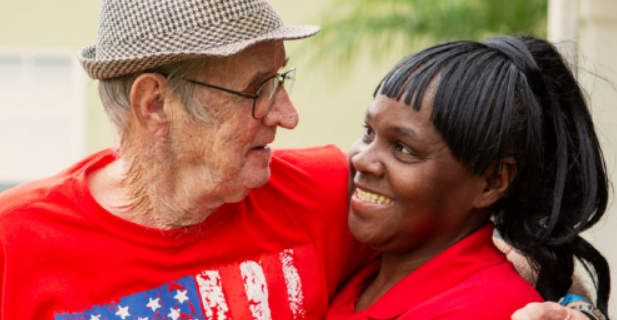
[299,0,548,74]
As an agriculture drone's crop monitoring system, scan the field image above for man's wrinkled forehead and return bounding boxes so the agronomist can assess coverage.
[241,41,288,83]
[205,41,287,85]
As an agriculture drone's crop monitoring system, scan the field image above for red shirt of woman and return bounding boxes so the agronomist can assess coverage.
[326,224,543,320]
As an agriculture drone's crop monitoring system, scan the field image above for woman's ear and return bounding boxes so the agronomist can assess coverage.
[473,157,518,209]
[130,73,170,139]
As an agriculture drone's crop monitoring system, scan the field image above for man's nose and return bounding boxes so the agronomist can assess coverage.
[262,87,299,129]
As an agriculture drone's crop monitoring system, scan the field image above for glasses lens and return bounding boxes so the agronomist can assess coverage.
[252,68,296,119]
[253,77,276,119]
[283,68,296,96]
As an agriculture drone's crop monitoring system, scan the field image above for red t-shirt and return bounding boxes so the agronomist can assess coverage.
[325,224,543,320]
[0,146,377,320]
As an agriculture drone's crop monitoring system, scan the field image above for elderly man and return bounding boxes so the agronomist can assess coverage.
[0,0,600,319]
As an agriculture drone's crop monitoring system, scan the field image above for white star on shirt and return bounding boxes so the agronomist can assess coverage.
[168,307,181,320]
[174,289,189,304]
[89,315,101,320]
[116,305,130,319]
[138,317,149,320]
[146,297,161,311]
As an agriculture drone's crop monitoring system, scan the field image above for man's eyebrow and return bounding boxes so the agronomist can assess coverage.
[243,56,290,91]
[253,71,272,83]
[249,57,289,84]
[244,70,274,90]
[364,108,373,121]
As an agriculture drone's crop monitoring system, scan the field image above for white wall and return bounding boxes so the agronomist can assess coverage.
[549,0,617,315]
[0,47,86,185]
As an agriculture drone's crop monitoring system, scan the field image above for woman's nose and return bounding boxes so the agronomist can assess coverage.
[350,141,385,178]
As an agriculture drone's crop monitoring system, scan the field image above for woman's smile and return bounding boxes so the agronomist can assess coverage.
[350,187,396,222]
[355,188,395,204]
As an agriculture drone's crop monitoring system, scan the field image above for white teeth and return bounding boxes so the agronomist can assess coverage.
[356,188,394,204]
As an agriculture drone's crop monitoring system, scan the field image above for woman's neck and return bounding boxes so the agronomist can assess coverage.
[354,220,491,313]
[354,250,437,312]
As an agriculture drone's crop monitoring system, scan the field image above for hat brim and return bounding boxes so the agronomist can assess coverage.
[78,24,320,79]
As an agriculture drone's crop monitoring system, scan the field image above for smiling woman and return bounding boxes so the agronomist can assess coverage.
[348,90,499,261]
[326,35,610,320]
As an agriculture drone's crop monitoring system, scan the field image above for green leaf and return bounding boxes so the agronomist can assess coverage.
[296,0,547,78]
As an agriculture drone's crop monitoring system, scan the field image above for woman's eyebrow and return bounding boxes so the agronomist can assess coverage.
[390,126,420,141]
[365,109,425,144]
[389,126,428,150]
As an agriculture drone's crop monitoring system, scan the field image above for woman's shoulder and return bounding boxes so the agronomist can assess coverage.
[469,260,543,320]
[398,260,543,320]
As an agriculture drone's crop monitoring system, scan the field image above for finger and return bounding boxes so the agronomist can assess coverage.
[511,302,573,320]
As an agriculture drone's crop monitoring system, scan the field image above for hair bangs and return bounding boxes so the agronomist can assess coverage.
[377,41,525,176]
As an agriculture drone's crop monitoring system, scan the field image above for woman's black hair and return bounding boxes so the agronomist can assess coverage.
[376,35,610,316]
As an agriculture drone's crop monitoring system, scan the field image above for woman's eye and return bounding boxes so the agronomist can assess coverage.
[363,125,375,140]
[396,143,413,155]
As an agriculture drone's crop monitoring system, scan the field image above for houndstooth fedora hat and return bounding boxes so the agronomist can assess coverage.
[78,0,320,79]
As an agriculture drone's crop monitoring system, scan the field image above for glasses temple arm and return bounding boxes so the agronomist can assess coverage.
[181,78,259,99]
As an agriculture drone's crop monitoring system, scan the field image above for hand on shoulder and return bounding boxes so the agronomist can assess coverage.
[511,302,596,320]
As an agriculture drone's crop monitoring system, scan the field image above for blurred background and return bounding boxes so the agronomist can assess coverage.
[0,0,616,314]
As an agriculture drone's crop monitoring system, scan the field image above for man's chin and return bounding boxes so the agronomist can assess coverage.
[222,167,271,203]
[242,154,272,186]
[221,189,252,203]
[246,167,272,189]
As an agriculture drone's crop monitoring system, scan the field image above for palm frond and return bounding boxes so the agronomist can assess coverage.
[295,0,548,77]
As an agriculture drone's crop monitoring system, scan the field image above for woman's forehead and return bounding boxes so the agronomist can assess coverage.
[370,80,438,119]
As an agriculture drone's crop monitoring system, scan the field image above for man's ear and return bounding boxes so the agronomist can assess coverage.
[473,157,518,209]
[130,73,170,139]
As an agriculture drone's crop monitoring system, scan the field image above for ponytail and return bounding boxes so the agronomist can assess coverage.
[491,36,610,315]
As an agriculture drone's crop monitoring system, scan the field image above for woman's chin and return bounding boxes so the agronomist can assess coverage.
[348,209,388,249]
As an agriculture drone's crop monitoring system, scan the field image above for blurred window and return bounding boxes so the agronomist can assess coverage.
[0,48,86,190]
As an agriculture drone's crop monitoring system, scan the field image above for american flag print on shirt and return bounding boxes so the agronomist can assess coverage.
[55,245,324,320]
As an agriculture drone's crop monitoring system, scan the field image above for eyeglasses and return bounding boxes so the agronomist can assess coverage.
[178,67,296,119]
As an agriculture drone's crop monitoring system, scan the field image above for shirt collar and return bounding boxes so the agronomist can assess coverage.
[364,223,505,319]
